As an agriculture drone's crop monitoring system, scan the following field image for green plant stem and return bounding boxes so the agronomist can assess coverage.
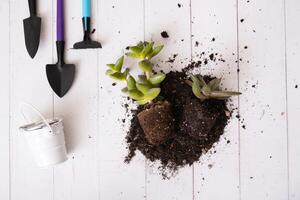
[145,71,151,80]
[145,71,152,104]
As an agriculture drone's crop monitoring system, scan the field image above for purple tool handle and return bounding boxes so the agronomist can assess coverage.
[57,0,64,41]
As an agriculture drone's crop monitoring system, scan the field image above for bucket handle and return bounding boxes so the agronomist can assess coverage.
[20,102,53,133]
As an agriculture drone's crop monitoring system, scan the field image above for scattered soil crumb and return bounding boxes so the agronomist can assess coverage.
[195,41,199,47]
[240,19,245,23]
[295,85,298,88]
[211,37,215,42]
[177,3,182,8]
[166,54,178,63]
[161,31,169,38]
[112,82,117,86]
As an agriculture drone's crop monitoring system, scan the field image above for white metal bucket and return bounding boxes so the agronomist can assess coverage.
[19,103,68,167]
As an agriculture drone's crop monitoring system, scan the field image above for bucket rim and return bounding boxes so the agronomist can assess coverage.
[19,118,63,132]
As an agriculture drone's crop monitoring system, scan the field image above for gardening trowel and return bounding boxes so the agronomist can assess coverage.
[46,0,75,98]
[73,0,102,49]
[23,0,41,58]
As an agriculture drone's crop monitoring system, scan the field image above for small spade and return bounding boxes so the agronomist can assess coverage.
[73,0,102,49]
[23,0,41,58]
[46,0,75,98]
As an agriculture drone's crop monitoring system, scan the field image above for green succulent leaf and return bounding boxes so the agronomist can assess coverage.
[121,87,128,93]
[136,98,150,105]
[126,75,136,90]
[201,85,211,96]
[136,88,161,105]
[136,83,152,94]
[208,78,221,90]
[196,75,207,86]
[141,42,154,58]
[138,60,153,72]
[138,75,151,85]
[137,75,147,83]
[144,88,161,100]
[105,69,115,75]
[106,64,116,70]
[147,45,164,59]
[129,46,143,54]
[108,72,127,81]
[210,91,242,98]
[137,41,144,49]
[123,68,130,77]
[114,56,124,72]
[149,73,166,85]
[192,82,206,100]
[129,89,144,100]
[191,75,203,89]
[126,52,141,59]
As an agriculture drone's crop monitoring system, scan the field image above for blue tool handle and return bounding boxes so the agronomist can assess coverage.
[82,0,91,17]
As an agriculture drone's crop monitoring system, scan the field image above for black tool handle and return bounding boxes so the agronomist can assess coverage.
[28,0,37,16]
[56,41,65,65]
[82,17,91,41]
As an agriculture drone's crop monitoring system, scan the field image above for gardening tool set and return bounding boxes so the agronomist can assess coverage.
[24,0,100,98]
[21,0,100,167]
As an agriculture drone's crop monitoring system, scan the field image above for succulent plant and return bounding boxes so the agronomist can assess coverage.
[187,75,241,101]
[106,56,129,80]
[106,41,165,105]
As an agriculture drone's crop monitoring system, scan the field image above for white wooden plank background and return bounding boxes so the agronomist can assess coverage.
[192,0,240,199]
[0,0,299,199]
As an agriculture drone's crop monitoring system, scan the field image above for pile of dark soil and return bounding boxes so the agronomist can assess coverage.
[124,70,230,178]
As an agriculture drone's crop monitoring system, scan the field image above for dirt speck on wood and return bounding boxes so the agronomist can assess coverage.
[161,31,169,38]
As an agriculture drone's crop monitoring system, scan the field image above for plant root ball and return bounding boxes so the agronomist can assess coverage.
[179,98,223,140]
[137,101,174,145]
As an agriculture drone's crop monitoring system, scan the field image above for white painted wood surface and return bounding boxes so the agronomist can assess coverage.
[0,0,299,199]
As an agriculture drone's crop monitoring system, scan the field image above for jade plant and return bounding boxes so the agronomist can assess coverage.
[106,41,166,105]
[186,75,241,101]
[106,41,174,146]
